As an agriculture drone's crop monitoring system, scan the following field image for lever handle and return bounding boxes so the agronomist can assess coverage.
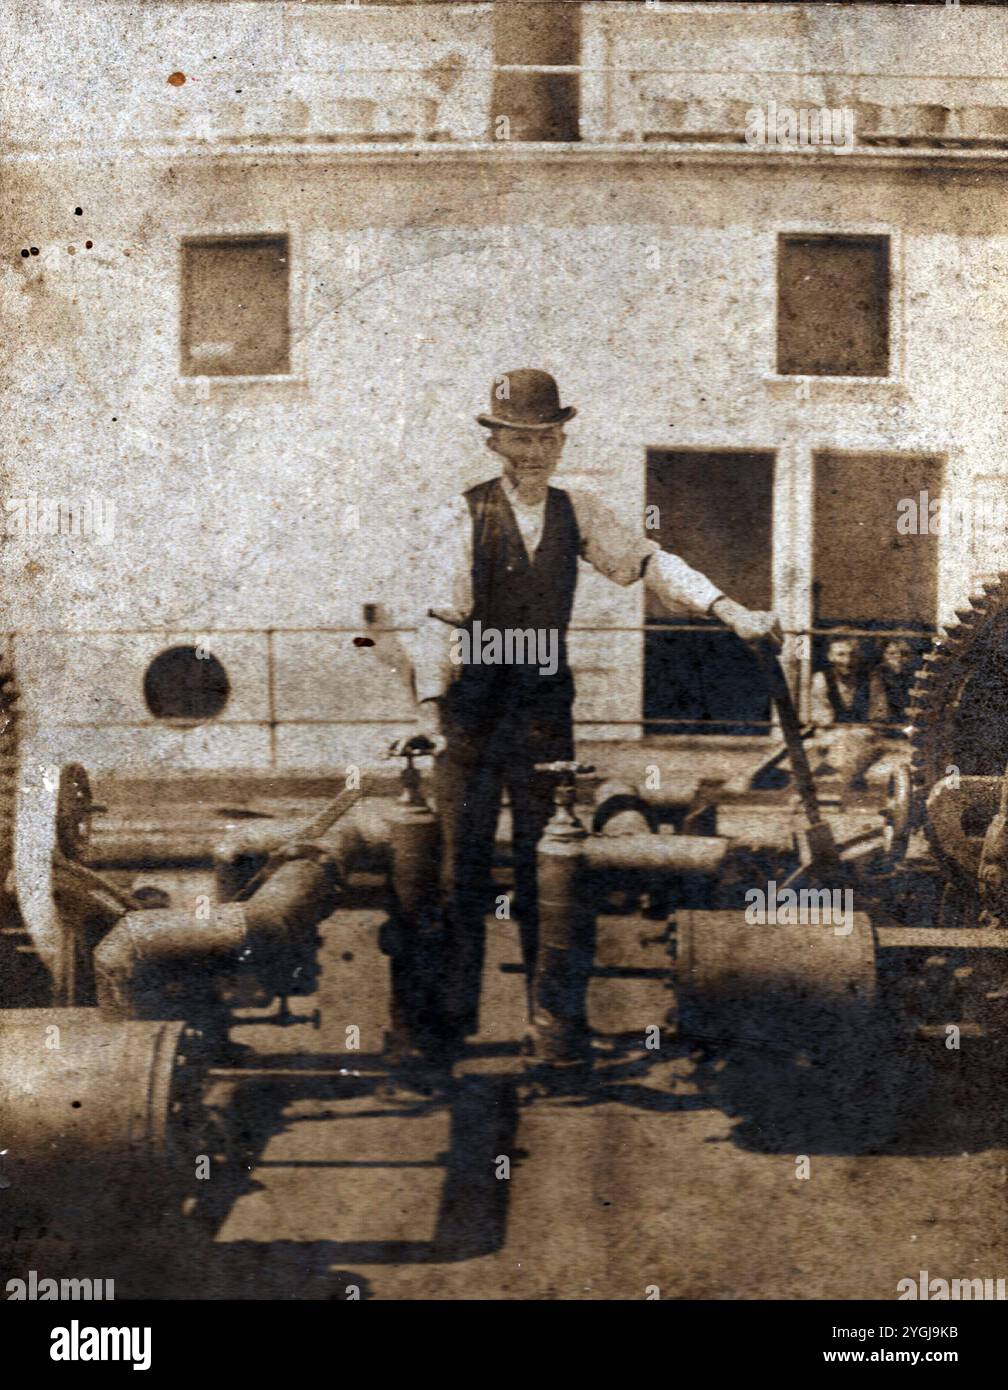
[387,734,438,760]
[533,760,596,777]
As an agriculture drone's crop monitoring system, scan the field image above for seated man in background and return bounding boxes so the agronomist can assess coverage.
[807,637,881,789]
[868,636,917,727]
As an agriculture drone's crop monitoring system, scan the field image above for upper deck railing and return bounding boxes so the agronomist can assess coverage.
[5,2,1008,157]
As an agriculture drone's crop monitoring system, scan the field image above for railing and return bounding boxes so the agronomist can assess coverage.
[16,63,1008,155]
[9,620,937,736]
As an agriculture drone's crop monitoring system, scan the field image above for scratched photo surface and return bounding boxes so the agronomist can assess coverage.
[2,0,1008,1305]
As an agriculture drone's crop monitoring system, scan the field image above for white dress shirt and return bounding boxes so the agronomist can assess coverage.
[503,478,552,558]
[809,670,864,726]
[414,473,723,703]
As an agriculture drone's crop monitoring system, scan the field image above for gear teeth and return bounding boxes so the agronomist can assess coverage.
[906,571,1008,886]
[0,646,20,1004]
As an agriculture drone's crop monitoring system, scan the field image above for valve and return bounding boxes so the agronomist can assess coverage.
[387,734,438,808]
[534,761,595,841]
[383,735,441,1062]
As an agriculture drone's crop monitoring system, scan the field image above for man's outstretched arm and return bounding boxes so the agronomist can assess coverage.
[572,491,782,648]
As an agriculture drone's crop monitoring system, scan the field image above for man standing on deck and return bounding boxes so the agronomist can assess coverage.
[413,369,782,1060]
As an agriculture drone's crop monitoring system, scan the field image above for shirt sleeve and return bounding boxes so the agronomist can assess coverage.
[412,494,472,704]
[809,671,835,727]
[569,489,723,615]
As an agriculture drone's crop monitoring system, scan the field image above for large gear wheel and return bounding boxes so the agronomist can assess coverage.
[902,578,1008,1032]
[908,575,1008,805]
[0,632,123,1008]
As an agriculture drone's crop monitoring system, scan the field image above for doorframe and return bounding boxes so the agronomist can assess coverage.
[803,444,948,720]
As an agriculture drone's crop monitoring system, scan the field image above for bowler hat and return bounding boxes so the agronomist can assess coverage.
[476,369,577,430]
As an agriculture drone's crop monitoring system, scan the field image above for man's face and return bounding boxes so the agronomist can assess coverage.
[487,425,565,493]
[828,640,856,679]
[882,639,912,673]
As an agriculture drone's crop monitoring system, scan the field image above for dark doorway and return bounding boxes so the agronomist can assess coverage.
[811,451,941,731]
[644,450,775,735]
[812,452,941,630]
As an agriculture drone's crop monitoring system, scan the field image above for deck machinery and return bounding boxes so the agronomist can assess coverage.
[2,576,1008,1238]
[675,578,1008,1050]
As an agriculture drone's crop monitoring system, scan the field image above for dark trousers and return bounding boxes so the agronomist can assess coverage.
[434,674,574,1038]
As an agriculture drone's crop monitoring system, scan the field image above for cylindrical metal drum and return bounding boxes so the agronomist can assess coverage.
[676,908,877,1051]
[384,803,441,1056]
[535,836,595,1062]
[592,779,654,838]
[0,1009,201,1215]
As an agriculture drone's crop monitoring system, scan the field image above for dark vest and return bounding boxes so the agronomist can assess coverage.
[823,665,869,723]
[875,665,912,725]
[443,477,579,738]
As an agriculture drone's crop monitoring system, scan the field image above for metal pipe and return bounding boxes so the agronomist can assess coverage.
[94,857,340,1021]
[676,909,877,1048]
[243,855,341,994]
[582,834,727,875]
[89,799,400,874]
[633,778,708,812]
[94,904,248,1021]
[213,800,394,901]
[875,927,1008,951]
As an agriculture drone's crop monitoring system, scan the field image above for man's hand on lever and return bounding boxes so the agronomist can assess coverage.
[709,596,783,651]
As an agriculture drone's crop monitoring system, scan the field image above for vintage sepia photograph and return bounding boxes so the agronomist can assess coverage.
[2,0,1007,1340]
